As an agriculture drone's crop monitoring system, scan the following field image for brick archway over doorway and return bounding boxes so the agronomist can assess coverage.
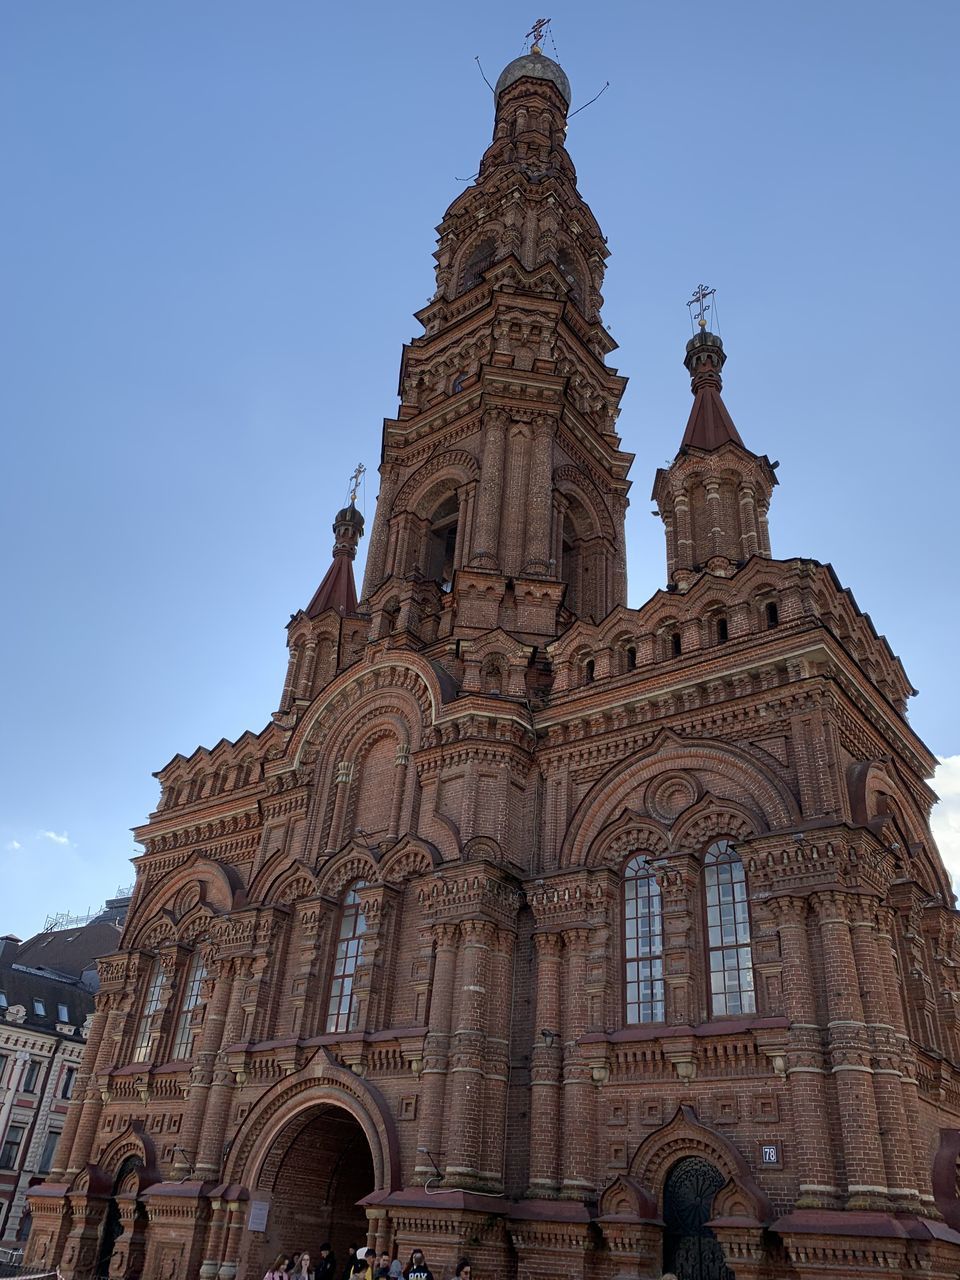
[247,1105,374,1278]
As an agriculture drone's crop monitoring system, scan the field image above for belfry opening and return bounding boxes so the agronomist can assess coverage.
[245,1106,374,1279]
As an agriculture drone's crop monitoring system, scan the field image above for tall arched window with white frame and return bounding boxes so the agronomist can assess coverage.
[171,952,207,1059]
[624,854,664,1024]
[325,882,368,1033]
[703,839,755,1015]
[131,960,165,1063]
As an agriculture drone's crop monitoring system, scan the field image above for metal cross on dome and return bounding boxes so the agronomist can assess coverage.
[687,284,716,331]
[526,17,551,53]
[347,462,366,504]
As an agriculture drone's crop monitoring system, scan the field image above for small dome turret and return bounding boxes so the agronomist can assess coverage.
[495,50,571,105]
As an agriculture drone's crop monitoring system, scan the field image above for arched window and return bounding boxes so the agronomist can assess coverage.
[624,855,664,1024]
[171,952,207,1060]
[131,961,165,1063]
[703,840,755,1016]
[425,494,459,590]
[459,237,497,293]
[584,658,595,684]
[451,371,466,394]
[715,615,729,644]
[325,882,368,1033]
[670,630,683,658]
[625,645,637,672]
[765,600,779,629]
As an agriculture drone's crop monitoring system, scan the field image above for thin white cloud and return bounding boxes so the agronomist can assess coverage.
[932,756,960,894]
[5,840,21,851]
[38,830,71,846]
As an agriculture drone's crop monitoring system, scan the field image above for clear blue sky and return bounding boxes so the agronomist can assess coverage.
[2,2,958,935]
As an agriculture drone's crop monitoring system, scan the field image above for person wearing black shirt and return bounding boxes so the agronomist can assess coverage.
[315,1244,336,1280]
[403,1250,433,1280]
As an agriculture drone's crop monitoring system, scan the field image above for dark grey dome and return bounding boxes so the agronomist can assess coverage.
[495,52,571,105]
[334,503,364,528]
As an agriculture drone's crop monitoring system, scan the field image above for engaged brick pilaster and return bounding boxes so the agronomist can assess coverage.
[352,883,399,1033]
[360,464,400,602]
[67,993,130,1174]
[174,948,233,1175]
[813,891,888,1209]
[768,894,838,1207]
[528,931,563,1196]
[415,922,459,1184]
[560,927,595,1198]
[479,926,515,1190]
[661,854,699,1025]
[53,991,109,1177]
[444,918,495,1187]
[523,413,555,574]
[850,901,920,1209]
[470,409,509,568]
[876,905,934,1206]
[194,956,248,1180]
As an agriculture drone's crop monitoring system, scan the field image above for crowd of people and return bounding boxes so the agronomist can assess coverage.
[263,1246,470,1280]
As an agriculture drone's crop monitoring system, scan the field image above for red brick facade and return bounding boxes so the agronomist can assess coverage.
[26,47,960,1280]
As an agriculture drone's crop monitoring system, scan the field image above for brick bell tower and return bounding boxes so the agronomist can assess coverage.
[360,46,633,642]
[29,32,960,1280]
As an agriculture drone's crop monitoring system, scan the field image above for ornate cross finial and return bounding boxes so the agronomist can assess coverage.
[347,462,366,504]
[525,17,551,53]
[687,283,716,331]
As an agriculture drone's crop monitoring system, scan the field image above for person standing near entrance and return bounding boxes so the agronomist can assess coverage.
[452,1261,471,1280]
[404,1250,434,1280]
[316,1244,336,1280]
[341,1248,358,1280]
[264,1254,289,1280]
[292,1252,314,1280]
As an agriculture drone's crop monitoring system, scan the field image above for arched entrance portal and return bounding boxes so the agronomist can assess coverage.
[662,1157,734,1280]
[252,1105,375,1274]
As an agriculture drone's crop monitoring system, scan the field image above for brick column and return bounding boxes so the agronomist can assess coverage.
[66,990,133,1174]
[470,409,508,568]
[661,856,699,1026]
[360,464,400,603]
[387,743,409,841]
[849,902,920,1210]
[288,898,334,1039]
[523,413,554,575]
[560,927,594,1198]
[52,992,109,1177]
[352,885,399,1033]
[768,894,837,1207]
[199,1198,230,1280]
[444,919,494,1187]
[415,923,459,1184]
[875,906,933,1206]
[478,926,514,1191]
[737,482,760,557]
[326,760,354,852]
[527,932,563,1196]
[673,485,692,570]
[813,891,887,1209]
[217,1198,248,1280]
[174,950,233,1176]
[194,957,249,1180]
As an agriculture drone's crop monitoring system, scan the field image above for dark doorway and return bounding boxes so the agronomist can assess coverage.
[95,1156,144,1280]
[662,1157,734,1280]
[251,1106,375,1279]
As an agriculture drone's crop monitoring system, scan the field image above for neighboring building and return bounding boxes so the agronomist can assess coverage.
[0,899,130,1247]
[24,41,960,1280]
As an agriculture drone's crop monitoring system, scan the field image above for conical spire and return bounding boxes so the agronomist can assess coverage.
[680,329,745,452]
[306,503,364,618]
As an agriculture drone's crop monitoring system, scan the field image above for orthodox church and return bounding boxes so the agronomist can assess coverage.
[26,39,960,1280]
